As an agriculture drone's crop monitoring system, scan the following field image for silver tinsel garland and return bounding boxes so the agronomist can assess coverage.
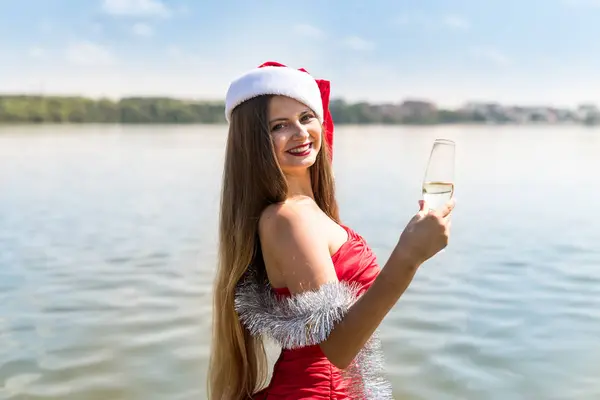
[234,266,394,399]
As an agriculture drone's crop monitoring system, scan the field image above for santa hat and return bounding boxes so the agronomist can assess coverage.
[225,61,335,160]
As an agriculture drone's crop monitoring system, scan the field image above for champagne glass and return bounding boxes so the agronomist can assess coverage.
[422,139,455,212]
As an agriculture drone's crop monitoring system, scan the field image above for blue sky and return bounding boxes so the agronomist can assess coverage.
[2,0,600,107]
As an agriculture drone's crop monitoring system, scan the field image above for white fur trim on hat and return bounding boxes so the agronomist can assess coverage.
[225,66,324,123]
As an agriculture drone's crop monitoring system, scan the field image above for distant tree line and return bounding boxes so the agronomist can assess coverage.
[0,95,226,124]
[0,94,559,125]
[328,99,479,125]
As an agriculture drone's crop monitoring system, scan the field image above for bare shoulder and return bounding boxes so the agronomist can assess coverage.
[258,199,324,257]
[260,199,318,237]
[259,199,337,293]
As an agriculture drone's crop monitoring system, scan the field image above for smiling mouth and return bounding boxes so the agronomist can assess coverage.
[287,143,312,156]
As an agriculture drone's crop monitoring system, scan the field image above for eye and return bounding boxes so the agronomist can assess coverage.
[271,123,285,132]
[300,113,316,123]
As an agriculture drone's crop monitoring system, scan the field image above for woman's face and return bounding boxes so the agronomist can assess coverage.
[267,95,322,176]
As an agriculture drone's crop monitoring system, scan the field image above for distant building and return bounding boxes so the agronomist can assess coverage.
[461,102,508,122]
[577,103,599,120]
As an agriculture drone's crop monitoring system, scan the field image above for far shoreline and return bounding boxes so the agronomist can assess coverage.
[0,121,597,128]
[2,95,599,126]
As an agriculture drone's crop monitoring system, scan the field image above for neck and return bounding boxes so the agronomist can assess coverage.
[285,169,314,199]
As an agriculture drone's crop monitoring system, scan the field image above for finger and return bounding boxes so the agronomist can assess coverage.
[438,198,456,218]
[417,200,429,216]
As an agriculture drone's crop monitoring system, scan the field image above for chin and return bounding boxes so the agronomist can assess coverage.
[281,157,317,174]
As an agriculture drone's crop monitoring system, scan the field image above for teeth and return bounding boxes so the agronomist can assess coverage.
[289,144,310,153]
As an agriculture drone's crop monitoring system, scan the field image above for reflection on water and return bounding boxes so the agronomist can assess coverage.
[1,125,599,399]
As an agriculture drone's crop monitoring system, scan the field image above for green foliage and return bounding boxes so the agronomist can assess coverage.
[0,95,227,124]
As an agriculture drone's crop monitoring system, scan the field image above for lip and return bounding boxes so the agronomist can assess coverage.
[286,142,312,157]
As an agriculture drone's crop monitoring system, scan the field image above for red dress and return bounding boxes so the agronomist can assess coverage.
[253,225,381,399]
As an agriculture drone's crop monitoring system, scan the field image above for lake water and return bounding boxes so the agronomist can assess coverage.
[1,124,599,400]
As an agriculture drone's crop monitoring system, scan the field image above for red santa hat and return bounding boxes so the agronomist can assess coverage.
[225,61,335,160]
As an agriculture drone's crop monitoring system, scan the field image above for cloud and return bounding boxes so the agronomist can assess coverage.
[28,46,46,59]
[469,46,512,66]
[443,15,470,30]
[132,22,153,37]
[293,24,324,39]
[343,36,375,51]
[101,0,171,17]
[65,41,116,66]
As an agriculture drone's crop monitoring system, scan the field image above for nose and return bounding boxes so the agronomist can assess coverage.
[292,122,310,140]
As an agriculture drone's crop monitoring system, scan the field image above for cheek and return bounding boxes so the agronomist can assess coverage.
[271,132,288,153]
[308,124,323,145]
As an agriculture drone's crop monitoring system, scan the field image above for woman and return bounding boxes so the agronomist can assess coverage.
[208,61,454,399]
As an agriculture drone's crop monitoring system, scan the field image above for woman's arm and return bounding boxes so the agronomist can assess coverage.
[259,199,453,369]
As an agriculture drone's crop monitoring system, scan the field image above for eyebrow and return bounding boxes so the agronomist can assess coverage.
[269,117,287,124]
[269,109,312,124]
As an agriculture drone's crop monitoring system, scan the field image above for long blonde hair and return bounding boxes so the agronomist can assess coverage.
[207,95,339,399]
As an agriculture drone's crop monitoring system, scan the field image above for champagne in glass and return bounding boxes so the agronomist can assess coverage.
[422,139,455,212]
